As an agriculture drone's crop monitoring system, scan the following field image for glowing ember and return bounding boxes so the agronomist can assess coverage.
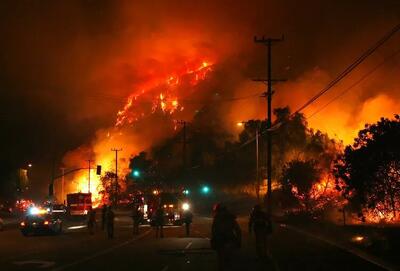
[351,235,365,242]
[290,174,344,211]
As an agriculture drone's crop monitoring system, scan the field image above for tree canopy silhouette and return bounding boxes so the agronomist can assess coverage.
[334,115,400,219]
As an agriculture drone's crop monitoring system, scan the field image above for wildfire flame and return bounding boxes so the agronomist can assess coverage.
[290,174,344,211]
[116,60,213,127]
[75,170,103,207]
[66,59,214,207]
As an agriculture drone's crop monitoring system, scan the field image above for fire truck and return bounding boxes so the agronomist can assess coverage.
[150,192,189,226]
[66,193,92,216]
[132,194,154,223]
[132,192,190,225]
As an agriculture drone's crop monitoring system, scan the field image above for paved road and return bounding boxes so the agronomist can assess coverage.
[0,214,388,271]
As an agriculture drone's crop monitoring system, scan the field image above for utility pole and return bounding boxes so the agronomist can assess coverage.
[255,125,260,202]
[50,155,56,199]
[60,167,65,204]
[111,149,122,205]
[238,121,260,201]
[254,35,284,216]
[87,160,93,193]
[176,120,188,170]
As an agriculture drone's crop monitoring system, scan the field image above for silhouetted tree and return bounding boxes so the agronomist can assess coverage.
[334,115,400,219]
[281,159,321,211]
[129,152,153,177]
[139,106,339,195]
[99,171,117,203]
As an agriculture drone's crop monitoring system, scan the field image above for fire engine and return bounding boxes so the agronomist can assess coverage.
[132,192,190,225]
[66,193,92,216]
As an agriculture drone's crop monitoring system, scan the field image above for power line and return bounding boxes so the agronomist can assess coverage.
[308,48,400,119]
[193,24,400,167]
[292,23,400,117]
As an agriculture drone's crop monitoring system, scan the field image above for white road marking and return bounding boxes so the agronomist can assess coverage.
[66,225,87,230]
[184,241,192,250]
[14,260,55,269]
[51,229,151,271]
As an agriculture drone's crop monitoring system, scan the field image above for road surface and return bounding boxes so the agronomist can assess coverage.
[0,213,388,271]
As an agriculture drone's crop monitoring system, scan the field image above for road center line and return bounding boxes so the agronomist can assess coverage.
[51,229,151,271]
[184,241,192,250]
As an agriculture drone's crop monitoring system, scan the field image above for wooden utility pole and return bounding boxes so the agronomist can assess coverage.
[60,167,65,204]
[176,120,188,170]
[111,149,122,205]
[238,121,261,200]
[87,159,93,193]
[254,35,284,216]
[255,125,260,202]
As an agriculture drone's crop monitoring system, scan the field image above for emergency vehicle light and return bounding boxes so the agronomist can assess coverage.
[182,203,190,211]
[28,207,47,215]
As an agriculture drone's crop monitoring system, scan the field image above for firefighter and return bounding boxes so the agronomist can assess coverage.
[131,205,143,235]
[248,204,272,259]
[101,204,107,231]
[182,210,193,237]
[106,205,115,239]
[87,207,96,235]
[211,203,241,271]
[154,205,164,238]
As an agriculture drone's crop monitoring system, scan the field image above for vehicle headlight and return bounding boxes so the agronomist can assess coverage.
[28,207,48,215]
[29,207,40,215]
[182,203,190,211]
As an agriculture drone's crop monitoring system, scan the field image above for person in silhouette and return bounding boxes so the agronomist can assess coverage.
[211,203,241,271]
[249,204,272,259]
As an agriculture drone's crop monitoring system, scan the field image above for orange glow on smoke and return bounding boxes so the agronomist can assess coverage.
[66,60,214,206]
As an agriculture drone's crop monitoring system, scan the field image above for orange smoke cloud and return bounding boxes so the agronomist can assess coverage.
[225,61,399,146]
[62,59,215,204]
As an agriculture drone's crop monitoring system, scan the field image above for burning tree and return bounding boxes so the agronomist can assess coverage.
[268,108,342,213]
[334,115,400,223]
[99,171,125,205]
[280,160,321,212]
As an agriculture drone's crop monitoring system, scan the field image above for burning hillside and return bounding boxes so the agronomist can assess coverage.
[44,2,399,217]
[61,59,214,206]
[116,60,213,127]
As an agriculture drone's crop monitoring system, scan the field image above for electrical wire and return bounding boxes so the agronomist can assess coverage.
[308,48,400,119]
[292,23,400,117]
[205,23,400,161]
